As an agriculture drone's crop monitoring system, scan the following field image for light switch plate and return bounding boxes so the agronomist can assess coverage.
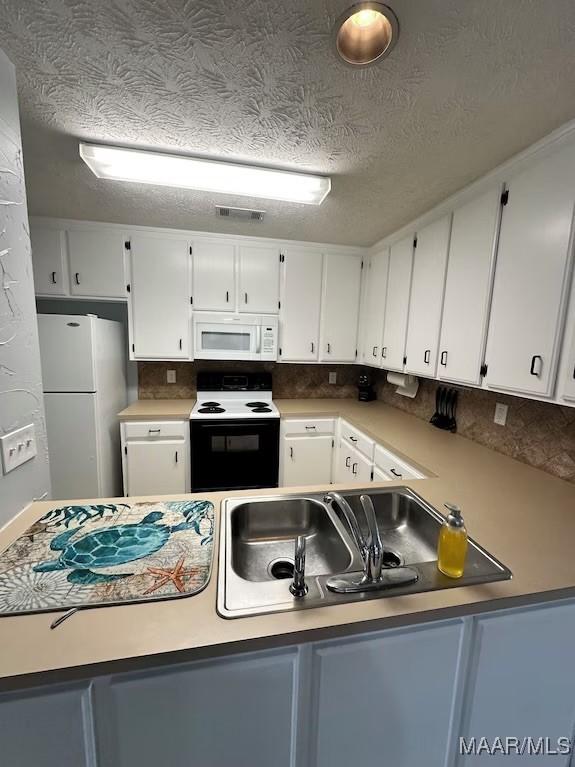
[494,403,508,426]
[167,369,177,384]
[329,372,337,384]
[0,424,37,474]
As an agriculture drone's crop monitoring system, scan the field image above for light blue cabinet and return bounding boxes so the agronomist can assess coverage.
[0,682,96,767]
[459,601,575,766]
[310,619,466,767]
[97,648,299,767]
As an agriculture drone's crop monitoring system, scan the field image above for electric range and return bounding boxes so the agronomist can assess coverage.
[190,372,280,491]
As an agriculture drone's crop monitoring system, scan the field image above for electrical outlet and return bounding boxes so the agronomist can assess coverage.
[494,402,508,426]
[329,372,337,385]
[167,369,177,384]
[0,424,37,474]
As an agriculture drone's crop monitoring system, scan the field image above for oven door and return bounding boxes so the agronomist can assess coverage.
[193,320,260,360]
[191,419,279,491]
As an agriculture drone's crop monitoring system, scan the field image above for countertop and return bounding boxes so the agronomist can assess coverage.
[118,399,196,420]
[3,398,575,687]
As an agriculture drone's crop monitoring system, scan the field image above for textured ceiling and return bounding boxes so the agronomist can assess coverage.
[1,0,575,246]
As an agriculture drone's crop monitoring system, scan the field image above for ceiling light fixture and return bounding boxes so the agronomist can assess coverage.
[335,2,399,66]
[79,143,331,205]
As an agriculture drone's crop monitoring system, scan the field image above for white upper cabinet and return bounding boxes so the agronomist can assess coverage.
[68,229,126,299]
[320,253,362,362]
[438,188,501,385]
[484,142,575,396]
[279,249,323,361]
[381,234,414,372]
[405,215,451,377]
[192,239,236,311]
[30,223,68,296]
[238,244,280,314]
[360,249,389,366]
[128,233,191,360]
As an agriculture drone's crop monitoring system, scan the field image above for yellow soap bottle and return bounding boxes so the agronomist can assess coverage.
[437,502,468,578]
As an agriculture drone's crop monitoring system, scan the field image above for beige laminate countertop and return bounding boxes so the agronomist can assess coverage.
[118,398,195,420]
[2,398,575,688]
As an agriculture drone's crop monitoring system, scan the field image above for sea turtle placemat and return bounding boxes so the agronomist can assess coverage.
[0,499,214,616]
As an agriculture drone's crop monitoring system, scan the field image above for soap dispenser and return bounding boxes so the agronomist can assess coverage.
[437,503,468,578]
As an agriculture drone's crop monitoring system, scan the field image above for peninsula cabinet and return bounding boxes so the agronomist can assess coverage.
[30,223,69,296]
[279,417,336,485]
[404,214,451,378]
[279,248,323,361]
[319,252,362,362]
[67,228,126,299]
[438,187,502,386]
[381,233,414,373]
[121,420,190,496]
[238,244,280,314]
[483,141,575,397]
[191,239,236,311]
[127,233,192,360]
[360,247,389,365]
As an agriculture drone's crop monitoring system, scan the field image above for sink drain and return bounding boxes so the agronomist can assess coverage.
[382,549,402,568]
[269,559,295,579]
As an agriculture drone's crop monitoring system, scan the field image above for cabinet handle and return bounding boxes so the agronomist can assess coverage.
[381,347,387,359]
[349,436,357,443]
[424,349,431,364]
[440,351,448,367]
[305,425,316,431]
[290,446,294,459]
[311,342,314,353]
[226,291,229,302]
[530,355,543,376]
[352,463,358,475]
[372,346,378,357]
[327,343,331,353]
[148,429,161,434]
[74,272,81,285]
[572,364,575,380]
[345,456,351,468]
[390,468,402,478]
[50,271,57,284]
[179,338,183,350]
[175,450,178,463]
[244,292,248,304]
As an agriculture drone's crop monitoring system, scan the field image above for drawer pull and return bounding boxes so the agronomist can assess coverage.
[349,436,357,443]
[390,468,402,478]
[345,456,350,468]
[305,425,317,431]
[148,428,161,434]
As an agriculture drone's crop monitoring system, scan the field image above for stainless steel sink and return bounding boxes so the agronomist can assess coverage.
[217,487,511,618]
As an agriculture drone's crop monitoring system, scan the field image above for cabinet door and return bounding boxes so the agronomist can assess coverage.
[381,234,414,372]
[279,249,323,361]
[0,683,95,767]
[556,269,575,402]
[405,215,451,377]
[484,143,575,396]
[311,620,464,767]
[334,439,352,484]
[372,466,391,482]
[124,441,187,496]
[360,249,389,365]
[282,435,333,486]
[320,253,362,362]
[30,224,68,296]
[104,649,298,767]
[460,602,575,766]
[68,229,125,298]
[192,240,235,311]
[238,245,279,314]
[438,188,501,385]
[347,443,372,483]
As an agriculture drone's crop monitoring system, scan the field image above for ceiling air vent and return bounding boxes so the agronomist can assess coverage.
[215,205,265,222]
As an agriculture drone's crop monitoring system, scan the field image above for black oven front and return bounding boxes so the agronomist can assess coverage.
[190,419,280,491]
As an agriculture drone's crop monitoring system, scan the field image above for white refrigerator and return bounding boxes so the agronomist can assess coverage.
[38,314,127,500]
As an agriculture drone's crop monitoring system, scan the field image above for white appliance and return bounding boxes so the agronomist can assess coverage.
[38,314,127,500]
[192,313,278,361]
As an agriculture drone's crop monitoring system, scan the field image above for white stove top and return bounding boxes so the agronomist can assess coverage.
[190,391,279,420]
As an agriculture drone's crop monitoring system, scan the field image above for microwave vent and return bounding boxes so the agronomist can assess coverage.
[215,205,265,222]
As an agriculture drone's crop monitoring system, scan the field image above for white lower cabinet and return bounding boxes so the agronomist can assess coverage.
[121,420,190,496]
[281,435,334,487]
[101,649,299,767]
[310,620,465,767]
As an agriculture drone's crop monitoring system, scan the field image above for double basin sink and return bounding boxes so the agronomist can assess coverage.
[217,487,511,618]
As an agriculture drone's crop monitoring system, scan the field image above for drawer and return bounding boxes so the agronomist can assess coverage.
[281,418,336,436]
[123,420,188,441]
[374,443,423,480]
[339,420,374,460]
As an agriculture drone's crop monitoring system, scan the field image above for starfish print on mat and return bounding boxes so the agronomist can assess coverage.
[143,557,196,594]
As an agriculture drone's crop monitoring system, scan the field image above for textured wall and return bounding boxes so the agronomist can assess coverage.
[0,48,50,524]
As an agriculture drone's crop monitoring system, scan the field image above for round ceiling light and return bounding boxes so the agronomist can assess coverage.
[335,2,399,66]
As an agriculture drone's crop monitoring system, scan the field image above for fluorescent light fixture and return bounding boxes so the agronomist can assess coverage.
[79,142,331,205]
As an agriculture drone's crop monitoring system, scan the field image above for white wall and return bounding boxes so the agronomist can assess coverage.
[0,47,50,525]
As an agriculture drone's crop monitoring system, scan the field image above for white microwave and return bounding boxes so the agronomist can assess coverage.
[193,313,278,361]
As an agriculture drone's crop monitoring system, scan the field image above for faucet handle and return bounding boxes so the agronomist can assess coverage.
[289,535,308,598]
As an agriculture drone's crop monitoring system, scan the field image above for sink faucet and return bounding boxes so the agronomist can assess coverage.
[324,492,383,582]
[289,535,308,598]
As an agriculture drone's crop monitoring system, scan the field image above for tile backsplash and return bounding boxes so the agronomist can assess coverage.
[138,362,575,484]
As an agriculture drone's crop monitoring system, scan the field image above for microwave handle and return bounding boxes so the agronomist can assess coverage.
[255,325,262,354]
